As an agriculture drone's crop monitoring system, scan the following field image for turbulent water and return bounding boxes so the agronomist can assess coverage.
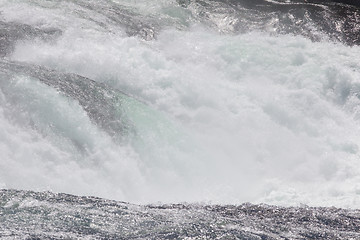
[1,0,360,238]
[1,0,360,216]
[1,189,360,239]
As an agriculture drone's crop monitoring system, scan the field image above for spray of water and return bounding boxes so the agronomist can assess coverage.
[1,0,360,207]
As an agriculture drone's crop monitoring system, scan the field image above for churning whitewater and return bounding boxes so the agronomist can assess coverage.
[0,0,360,208]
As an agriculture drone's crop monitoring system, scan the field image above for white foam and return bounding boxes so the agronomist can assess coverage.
[2,0,360,207]
[0,73,147,202]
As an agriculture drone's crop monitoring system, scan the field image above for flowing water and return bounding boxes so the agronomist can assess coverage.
[1,0,360,210]
[1,189,360,239]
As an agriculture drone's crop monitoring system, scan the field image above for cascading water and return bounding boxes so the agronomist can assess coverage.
[0,0,360,209]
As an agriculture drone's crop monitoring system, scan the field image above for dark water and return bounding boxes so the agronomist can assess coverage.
[1,189,360,239]
[178,0,360,45]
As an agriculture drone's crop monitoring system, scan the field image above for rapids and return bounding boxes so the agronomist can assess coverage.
[0,0,360,208]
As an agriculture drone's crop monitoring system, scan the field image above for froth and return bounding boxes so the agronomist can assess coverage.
[3,0,360,207]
